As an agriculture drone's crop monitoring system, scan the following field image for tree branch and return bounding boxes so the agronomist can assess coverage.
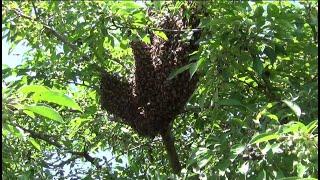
[11,8,78,51]
[9,8,130,72]
[68,151,102,169]
[14,123,63,148]
[160,128,182,174]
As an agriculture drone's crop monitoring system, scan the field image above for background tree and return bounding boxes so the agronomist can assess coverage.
[2,1,318,179]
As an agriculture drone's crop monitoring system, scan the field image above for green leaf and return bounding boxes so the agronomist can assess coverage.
[189,58,205,79]
[264,46,276,64]
[257,170,267,180]
[121,127,130,133]
[250,132,279,144]
[195,147,209,157]
[271,143,283,154]
[119,1,142,10]
[281,121,306,134]
[154,31,168,41]
[278,177,317,180]
[142,34,151,45]
[261,143,272,155]
[296,162,307,178]
[29,138,41,151]
[216,159,230,172]
[18,85,50,96]
[217,99,242,106]
[5,124,23,139]
[267,3,279,17]
[275,43,286,55]
[198,157,211,169]
[32,91,82,111]
[168,64,192,80]
[24,105,63,123]
[253,58,264,76]
[282,100,301,118]
[23,110,35,119]
[305,120,318,134]
[230,144,245,161]
[254,6,264,18]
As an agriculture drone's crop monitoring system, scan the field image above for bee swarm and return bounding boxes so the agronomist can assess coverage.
[100,13,200,137]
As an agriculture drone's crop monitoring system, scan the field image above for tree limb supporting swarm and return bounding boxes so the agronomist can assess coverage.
[160,127,182,174]
[100,9,200,173]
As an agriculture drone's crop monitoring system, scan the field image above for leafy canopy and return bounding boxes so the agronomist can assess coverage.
[2,1,318,179]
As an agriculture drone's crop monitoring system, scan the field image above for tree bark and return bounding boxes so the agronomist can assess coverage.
[160,128,182,174]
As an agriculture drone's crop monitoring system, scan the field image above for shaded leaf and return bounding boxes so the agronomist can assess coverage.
[278,177,317,180]
[189,58,205,79]
[267,4,279,17]
[217,99,242,106]
[264,46,276,64]
[168,64,192,80]
[253,58,264,76]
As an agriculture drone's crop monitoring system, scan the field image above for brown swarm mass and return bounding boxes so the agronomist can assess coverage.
[100,13,200,137]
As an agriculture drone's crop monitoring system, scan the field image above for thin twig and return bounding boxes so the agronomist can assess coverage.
[11,9,78,50]
[31,2,39,19]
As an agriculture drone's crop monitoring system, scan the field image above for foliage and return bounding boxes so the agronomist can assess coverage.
[2,1,318,179]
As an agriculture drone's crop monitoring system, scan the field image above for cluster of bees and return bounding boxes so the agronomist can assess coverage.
[100,12,200,137]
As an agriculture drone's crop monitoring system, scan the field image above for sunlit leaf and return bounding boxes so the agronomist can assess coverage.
[282,100,301,118]
[305,120,318,134]
[297,162,307,178]
[195,147,209,157]
[29,138,41,151]
[121,127,130,133]
[281,121,306,134]
[23,110,35,119]
[239,161,249,175]
[230,144,245,161]
[32,91,82,111]
[24,105,63,123]
[142,34,151,45]
[198,157,211,169]
[250,132,279,144]
[18,85,50,96]
[154,31,168,41]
